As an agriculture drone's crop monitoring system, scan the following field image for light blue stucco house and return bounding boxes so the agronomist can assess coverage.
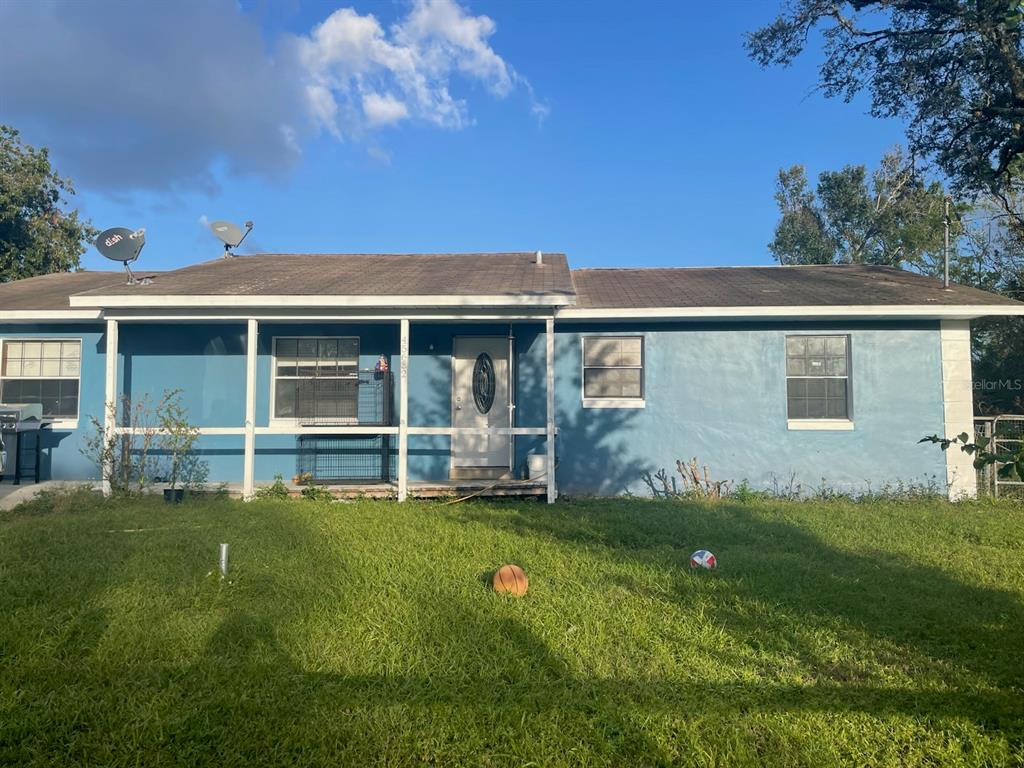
[1,252,1022,500]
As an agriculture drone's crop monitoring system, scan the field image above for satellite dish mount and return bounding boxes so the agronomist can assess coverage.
[95,227,146,284]
[209,219,253,257]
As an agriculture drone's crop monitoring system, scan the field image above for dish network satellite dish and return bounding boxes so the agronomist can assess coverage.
[95,227,146,284]
[209,219,253,256]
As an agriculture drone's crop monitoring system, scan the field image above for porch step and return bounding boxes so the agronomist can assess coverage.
[448,466,514,481]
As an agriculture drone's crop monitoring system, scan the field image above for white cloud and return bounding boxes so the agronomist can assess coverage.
[396,0,513,95]
[293,0,541,137]
[362,93,411,126]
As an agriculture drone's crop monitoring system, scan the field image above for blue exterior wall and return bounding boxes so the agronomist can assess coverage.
[115,320,544,483]
[0,323,106,481]
[119,322,403,483]
[2,318,948,494]
[549,321,947,496]
[119,323,248,482]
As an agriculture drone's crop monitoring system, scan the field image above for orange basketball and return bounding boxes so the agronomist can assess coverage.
[492,564,528,596]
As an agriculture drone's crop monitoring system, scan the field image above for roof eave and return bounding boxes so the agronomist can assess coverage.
[556,304,1024,320]
[0,310,104,321]
[68,293,577,309]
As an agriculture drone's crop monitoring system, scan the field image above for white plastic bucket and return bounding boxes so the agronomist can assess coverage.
[527,453,547,480]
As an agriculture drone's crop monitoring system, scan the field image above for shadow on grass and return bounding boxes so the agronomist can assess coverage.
[456,500,1024,698]
[2,495,1022,765]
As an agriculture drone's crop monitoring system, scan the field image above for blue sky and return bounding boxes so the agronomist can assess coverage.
[0,0,904,274]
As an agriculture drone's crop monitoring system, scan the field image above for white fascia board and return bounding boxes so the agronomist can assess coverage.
[556,305,1024,320]
[100,311,555,322]
[68,293,574,309]
[0,310,103,321]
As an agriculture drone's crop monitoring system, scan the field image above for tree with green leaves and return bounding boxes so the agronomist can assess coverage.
[747,1,1024,226]
[960,208,1024,413]
[0,125,95,283]
[769,147,955,268]
[920,431,1024,486]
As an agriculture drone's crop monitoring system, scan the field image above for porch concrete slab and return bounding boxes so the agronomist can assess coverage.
[0,479,545,511]
[0,481,99,512]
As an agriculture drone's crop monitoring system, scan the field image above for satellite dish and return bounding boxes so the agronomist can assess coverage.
[209,219,253,256]
[96,227,145,263]
[95,227,146,283]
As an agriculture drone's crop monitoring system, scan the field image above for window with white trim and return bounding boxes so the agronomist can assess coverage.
[582,336,644,400]
[0,339,81,420]
[272,337,359,421]
[785,335,851,420]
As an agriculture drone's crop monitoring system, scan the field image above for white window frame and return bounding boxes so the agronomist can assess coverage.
[0,337,82,429]
[269,335,360,426]
[785,334,854,431]
[581,335,646,409]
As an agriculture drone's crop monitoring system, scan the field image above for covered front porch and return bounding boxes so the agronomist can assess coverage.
[100,311,559,502]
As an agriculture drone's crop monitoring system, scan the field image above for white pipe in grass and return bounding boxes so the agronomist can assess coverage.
[219,543,229,578]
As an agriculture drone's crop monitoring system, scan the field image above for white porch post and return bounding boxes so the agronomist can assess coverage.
[398,319,410,501]
[102,318,118,497]
[545,316,557,504]
[242,318,258,500]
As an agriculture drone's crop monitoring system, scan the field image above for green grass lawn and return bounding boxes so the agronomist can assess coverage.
[1,492,1022,767]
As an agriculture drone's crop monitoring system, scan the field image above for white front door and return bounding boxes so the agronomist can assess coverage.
[452,336,510,468]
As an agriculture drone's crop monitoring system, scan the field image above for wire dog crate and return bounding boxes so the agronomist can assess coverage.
[290,370,395,484]
[280,370,392,426]
[297,435,395,484]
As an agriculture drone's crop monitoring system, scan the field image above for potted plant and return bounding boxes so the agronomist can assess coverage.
[157,390,208,503]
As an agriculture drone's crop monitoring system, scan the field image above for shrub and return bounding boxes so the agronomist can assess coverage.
[300,484,335,503]
[80,389,208,495]
[255,475,291,500]
[80,393,164,494]
[642,458,732,500]
[157,391,207,491]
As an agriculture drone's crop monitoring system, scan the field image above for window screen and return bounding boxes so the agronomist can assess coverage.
[785,335,850,420]
[582,336,644,399]
[273,337,359,421]
[0,340,81,419]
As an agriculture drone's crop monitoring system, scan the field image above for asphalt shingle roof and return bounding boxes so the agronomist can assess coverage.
[1,260,1021,313]
[0,271,129,310]
[71,253,576,300]
[570,265,1024,308]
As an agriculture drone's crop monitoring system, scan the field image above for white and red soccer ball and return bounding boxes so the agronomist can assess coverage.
[690,549,717,570]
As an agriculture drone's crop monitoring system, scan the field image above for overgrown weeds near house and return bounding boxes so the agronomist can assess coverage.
[641,457,732,499]
[641,462,975,505]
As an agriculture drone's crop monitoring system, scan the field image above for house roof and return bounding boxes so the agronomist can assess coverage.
[569,264,1024,311]
[2,259,1022,319]
[0,271,130,312]
[68,253,576,308]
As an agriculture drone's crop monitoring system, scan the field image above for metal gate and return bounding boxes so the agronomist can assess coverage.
[974,415,1024,497]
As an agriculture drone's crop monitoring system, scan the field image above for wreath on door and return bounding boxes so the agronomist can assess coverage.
[472,353,496,414]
